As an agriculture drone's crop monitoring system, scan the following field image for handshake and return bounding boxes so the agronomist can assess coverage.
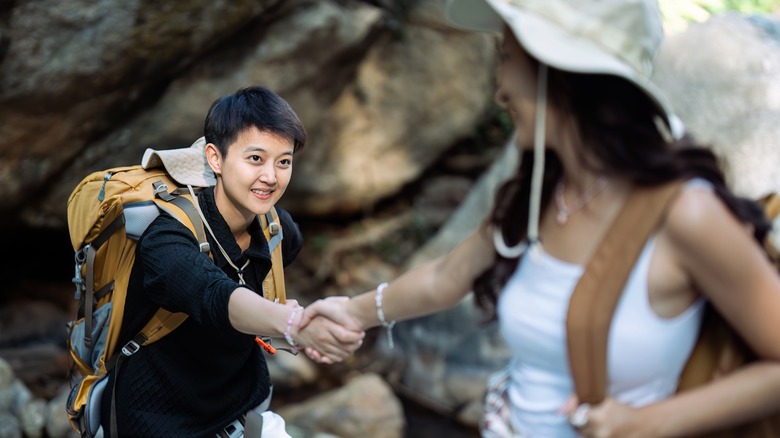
[283,296,369,364]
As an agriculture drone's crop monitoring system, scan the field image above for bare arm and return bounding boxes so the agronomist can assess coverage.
[301,223,496,331]
[228,288,364,362]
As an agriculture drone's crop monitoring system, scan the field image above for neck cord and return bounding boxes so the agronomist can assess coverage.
[493,63,548,258]
[188,185,250,285]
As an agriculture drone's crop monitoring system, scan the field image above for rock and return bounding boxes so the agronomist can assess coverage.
[46,385,79,438]
[278,373,405,438]
[18,399,47,438]
[9,380,33,416]
[0,358,15,412]
[654,13,780,199]
[267,349,320,390]
[0,411,21,438]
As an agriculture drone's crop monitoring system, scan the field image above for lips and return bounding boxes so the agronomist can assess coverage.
[251,188,273,200]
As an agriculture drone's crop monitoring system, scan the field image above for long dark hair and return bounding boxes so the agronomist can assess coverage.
[472,66,771,320]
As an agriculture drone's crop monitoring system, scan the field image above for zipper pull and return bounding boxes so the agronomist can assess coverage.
[98,172,113,201]
[255,337,277,354]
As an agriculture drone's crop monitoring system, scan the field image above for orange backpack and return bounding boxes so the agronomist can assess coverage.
[65,146,287,436]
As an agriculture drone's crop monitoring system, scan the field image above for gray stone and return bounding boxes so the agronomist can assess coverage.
[278,373,404,438]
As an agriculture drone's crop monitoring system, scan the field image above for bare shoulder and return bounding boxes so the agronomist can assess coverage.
[663,185,747,249]
[660,183,774,301]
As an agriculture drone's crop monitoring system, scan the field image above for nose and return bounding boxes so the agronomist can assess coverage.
[258,163,277,186]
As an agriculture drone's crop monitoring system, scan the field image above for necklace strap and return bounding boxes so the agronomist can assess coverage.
[188,186,251,285]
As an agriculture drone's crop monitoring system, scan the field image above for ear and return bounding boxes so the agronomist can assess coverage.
[205,143,222,176]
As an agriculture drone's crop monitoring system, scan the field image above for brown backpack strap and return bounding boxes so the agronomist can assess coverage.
[566,181,684,404]
[757,193,780,263]
[260,207,286,304]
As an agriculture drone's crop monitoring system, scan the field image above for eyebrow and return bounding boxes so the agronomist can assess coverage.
[244,145,293,156]
[244,145,265,152]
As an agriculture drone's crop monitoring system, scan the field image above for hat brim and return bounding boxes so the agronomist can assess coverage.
[445,0,683,139]
[141,137,216,187]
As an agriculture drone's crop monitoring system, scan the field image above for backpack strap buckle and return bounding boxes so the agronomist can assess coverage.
[152,181,176,202]
[121,340,141,357]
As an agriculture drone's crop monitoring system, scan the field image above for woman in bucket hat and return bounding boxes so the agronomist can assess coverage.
[300,0,780,436]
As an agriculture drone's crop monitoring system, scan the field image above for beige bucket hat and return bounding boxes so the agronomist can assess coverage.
[141,136,216,187]
[445,0,684,140]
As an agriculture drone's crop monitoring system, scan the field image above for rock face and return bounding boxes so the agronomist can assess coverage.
[0,0,495,227]
[654,12,780,200]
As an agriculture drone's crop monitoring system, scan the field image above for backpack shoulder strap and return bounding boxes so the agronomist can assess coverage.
[566,181,684,404]
[153,182,210,253]
[260,207,286,303]
[106,184,209,372]
[757,192,780,263]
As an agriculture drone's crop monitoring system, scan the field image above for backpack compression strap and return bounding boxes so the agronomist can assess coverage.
[566,181,683,404]
[260,207,286,303]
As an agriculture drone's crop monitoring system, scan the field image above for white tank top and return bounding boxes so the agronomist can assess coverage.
[498,227,705,437]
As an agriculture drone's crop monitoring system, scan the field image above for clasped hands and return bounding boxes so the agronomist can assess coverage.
[286,297,364,364]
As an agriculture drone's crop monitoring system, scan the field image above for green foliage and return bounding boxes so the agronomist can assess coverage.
[659,0,779,32]
[718,0,780,14]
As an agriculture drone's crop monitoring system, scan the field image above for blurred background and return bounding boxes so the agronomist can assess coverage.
[0,0,778,437]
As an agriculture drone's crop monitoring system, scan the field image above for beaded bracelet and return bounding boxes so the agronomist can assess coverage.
[375,282,396,349]
[284,306,303,351]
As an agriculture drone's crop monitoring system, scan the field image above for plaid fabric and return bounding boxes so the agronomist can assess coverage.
[481,366,523,438]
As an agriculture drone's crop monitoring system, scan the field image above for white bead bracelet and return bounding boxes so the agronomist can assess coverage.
[375,282,396,349]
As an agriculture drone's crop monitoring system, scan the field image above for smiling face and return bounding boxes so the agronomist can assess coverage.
[206,126,294,228]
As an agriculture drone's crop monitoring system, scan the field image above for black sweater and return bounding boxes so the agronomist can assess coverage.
[100,187,303,437]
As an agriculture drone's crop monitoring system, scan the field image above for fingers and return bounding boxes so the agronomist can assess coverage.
[559,394,592,434]
[568,403,591,430]
[296,316,365,363]
[558,393,579,415]
[297,303,316,330]
[303,347,332,364]
[303,332,366,364]
[299,297,361,332]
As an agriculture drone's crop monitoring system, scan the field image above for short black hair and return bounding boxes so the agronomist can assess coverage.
[203,86,307,156]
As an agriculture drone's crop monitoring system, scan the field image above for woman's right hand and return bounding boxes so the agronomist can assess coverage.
[299,296,362,331]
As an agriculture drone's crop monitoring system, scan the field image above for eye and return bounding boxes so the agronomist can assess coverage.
[248,155,262,163]
[278,158,292,167]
